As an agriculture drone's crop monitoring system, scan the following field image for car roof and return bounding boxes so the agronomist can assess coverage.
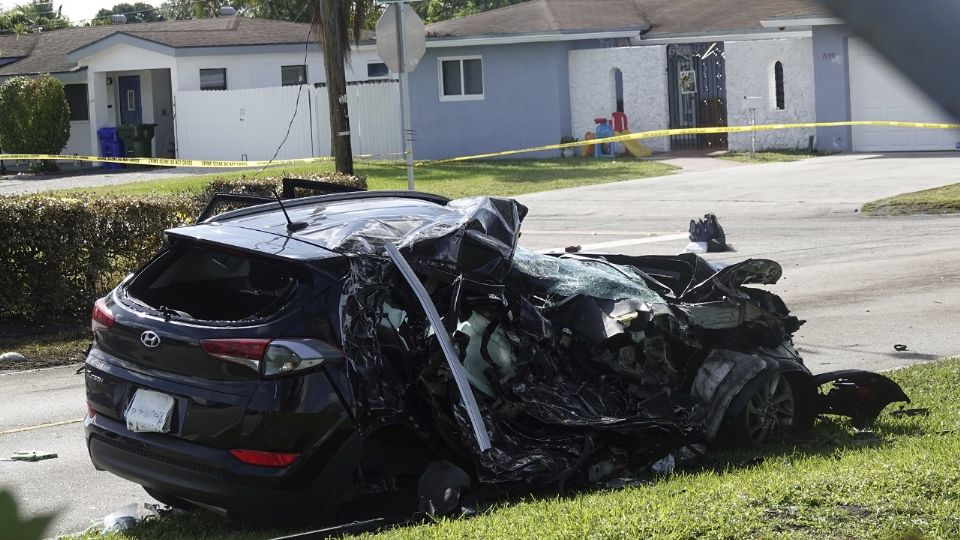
[168,192,455,261]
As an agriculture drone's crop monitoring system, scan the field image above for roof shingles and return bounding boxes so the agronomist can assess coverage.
[425,0,823,38]
[0,16,319,76]
[0,1,828,76]
[426,0,651,37]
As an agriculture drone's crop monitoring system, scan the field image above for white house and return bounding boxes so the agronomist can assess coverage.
[2,1,941,163]
[408,0,824,159]
[0,16,392,159]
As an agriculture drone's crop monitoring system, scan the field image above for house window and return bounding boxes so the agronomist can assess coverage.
[64,83,89,121]
[367,62,389,78]
[200,68,227,91]
[282,64,307,86]
[438,56,483,101]
[613,68,624,113]
[774,61,785,110]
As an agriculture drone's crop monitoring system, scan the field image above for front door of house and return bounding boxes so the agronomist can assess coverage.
[667,43,727,151]
[118,75,142,125]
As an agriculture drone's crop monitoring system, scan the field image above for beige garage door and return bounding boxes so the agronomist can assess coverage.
[848,37,960,151]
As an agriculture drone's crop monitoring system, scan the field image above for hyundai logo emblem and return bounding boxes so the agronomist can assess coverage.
[140,331,161,348]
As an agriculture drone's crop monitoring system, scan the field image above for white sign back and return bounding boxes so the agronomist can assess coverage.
[376,3,426,73]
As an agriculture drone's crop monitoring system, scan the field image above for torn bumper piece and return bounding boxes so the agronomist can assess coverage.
[330,196,907,496]
[813,370,911,428]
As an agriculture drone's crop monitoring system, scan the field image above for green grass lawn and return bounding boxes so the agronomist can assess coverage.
[75,358,960,540]
[862,183,960,215]
[717,150,821,164]
[65,158,677,200]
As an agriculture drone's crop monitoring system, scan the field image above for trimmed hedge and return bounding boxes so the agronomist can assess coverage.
[0,195,196,325]
[0,173,365,327]
[199,172,367,201]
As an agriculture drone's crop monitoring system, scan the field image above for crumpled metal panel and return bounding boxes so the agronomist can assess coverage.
[330,196,903,492]
[290,196,527,282]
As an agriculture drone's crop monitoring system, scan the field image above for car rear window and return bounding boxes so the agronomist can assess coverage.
[125,246,300,322]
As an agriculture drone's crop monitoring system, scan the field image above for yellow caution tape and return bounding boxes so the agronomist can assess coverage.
[422,120,960,164]
[0,154,333,168]
[2,120,958,168]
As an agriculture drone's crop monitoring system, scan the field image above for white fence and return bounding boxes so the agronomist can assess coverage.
[174,82,402,162]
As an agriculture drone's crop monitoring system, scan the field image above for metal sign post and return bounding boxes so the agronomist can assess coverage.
[744,96,762,158]
[376,2,425,191]
[396,5,414,191]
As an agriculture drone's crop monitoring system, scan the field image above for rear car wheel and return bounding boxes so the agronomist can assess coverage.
[725,371,796,446]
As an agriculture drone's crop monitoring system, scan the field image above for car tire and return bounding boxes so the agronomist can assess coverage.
[722,370,798,447]
[143,486,194,512]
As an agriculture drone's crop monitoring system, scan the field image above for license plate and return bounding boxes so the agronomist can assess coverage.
[125,389,175,433]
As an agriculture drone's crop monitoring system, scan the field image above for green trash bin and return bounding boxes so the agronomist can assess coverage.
[117,124,157,158]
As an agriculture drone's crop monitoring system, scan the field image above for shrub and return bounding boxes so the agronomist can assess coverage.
[198,172,367,201]
[0,75,70,172]
[0,173,367,327]
[0,194,197,326]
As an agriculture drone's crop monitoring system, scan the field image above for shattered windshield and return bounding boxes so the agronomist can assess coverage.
[510,248,664,304]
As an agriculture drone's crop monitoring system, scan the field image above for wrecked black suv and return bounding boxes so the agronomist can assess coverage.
[84,191,908,524]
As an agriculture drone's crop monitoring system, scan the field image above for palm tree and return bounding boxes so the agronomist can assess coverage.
[0,1,70,34]
[310,0,377,175]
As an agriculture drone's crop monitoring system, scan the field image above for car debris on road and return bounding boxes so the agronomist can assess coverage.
[686,212,728,253]
[99,502,164,534]
[8,451,57,462]
[82,190,910,529]
[0,352,27,364]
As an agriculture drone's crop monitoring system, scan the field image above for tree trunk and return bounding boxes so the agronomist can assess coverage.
[319,0,354,175]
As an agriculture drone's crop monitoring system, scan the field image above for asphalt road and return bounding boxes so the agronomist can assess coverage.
[2,152,959,536]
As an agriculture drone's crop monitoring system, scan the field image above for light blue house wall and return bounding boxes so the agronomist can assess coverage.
[812,25,852,152]
[409,41,582,160]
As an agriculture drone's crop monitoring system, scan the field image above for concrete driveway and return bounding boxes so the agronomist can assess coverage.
[2,151,959,536]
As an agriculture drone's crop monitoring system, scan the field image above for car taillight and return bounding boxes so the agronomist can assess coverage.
[229,449,299,467]
[91,298,114,335]
[86,400,97,418]
[200,338,343,376]
[200,339,271,371]
[263,339,344,377]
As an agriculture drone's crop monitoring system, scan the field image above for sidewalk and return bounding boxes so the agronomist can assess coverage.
[647,149,747,173]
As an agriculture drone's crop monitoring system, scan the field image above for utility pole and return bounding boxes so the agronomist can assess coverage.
[319,0,354,175]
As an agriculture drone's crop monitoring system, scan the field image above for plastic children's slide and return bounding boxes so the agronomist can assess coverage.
[616,130,653,158]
